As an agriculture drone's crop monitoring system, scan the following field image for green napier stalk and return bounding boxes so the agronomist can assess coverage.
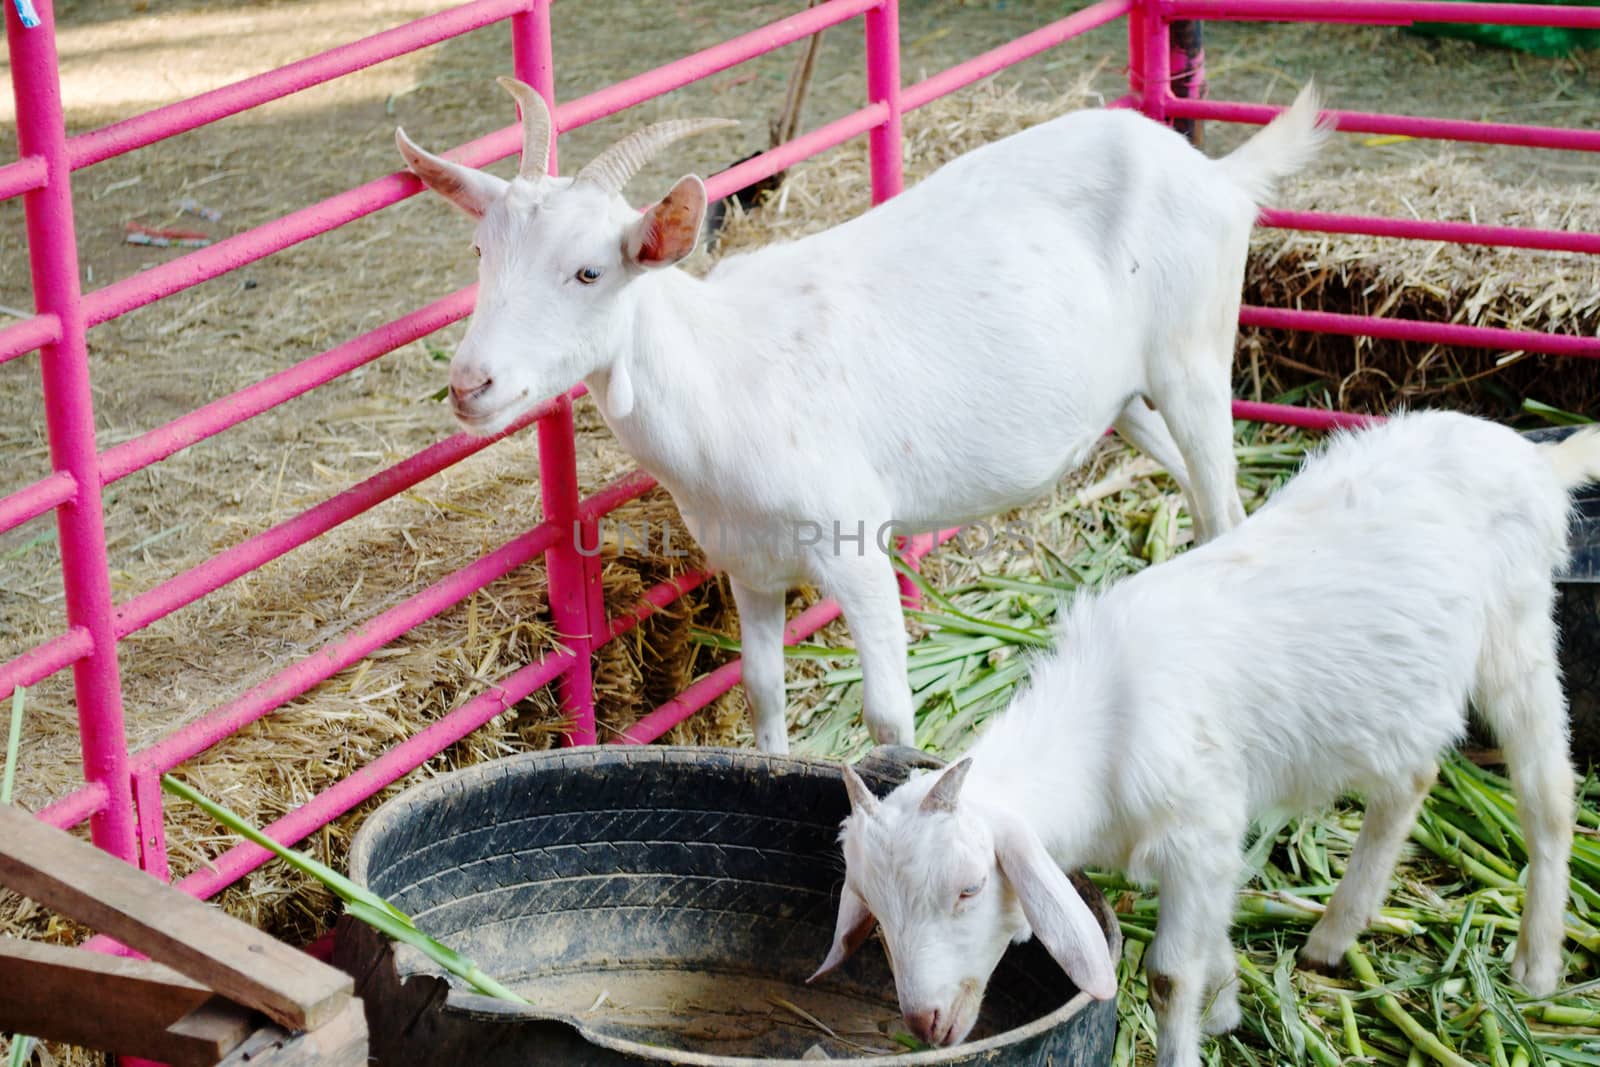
[1338,992,1367,1060]
[1236,955,1341,1067]
[161,774,527,1005]
[1,687,22,807]
[4,688,36,1067]
[1346,944,1473,1067]
[1480,1006,1511,1067]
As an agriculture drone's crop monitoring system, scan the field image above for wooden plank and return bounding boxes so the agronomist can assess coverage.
[217,996,369,1067]
[0,941,252,1065]
[0,804,351,1030]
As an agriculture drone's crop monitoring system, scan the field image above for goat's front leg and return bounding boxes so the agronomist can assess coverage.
[817,549,915,747]
[729,579,791,754]
[1146,835,1241,1067]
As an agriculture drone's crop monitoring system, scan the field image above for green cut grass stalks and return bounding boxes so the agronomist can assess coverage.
[160,773,527,1005]
[4,688,34,1067]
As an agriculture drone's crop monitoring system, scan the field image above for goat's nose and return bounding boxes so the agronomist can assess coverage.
[449,366,493,405]
[905,1009,942,1045]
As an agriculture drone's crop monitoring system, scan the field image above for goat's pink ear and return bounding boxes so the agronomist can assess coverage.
[625,175,707,269]
[396,127,506,219]
[994,819,1117,1001]
[808,885,876,983]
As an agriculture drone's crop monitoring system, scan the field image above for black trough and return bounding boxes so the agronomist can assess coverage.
[1525,426,1600,763]
[336,746,1120,1066]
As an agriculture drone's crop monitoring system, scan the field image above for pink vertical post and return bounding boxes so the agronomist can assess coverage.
[1127,0,1148,106]
[510,0,558,173]
[7,0,138,862]
[1135,0,1173,123]
[864,0,903,203]
[863,0,929,605]
[515,7,601,743]
[537,397,601,746]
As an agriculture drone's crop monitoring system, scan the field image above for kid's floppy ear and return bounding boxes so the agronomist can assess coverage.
[625,175,707,269]
[808,885,876,983]
[993,817,1117,1000]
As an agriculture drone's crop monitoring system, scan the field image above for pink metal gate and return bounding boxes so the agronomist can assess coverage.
[1,0,1596,911]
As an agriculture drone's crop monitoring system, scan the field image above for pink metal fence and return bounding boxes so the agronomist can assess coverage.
[2,0,1595,914]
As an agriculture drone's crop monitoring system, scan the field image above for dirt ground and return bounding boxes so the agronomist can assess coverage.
[0,3,1597,1059]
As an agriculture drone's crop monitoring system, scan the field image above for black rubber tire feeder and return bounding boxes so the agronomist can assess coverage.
[336,746,1120,1065]
[1525,426,1600,765]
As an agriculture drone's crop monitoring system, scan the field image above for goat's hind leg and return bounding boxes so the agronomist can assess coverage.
[1300,763,1436,971]
[1145,353,1244,544]
[1114,396,1205,538]
[1477,602,1574,996]
[817,550,916,747]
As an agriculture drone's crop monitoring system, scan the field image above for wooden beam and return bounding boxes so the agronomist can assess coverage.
[0,940,253,1066]
[0,804,351,1031]
[217,995,369,1067]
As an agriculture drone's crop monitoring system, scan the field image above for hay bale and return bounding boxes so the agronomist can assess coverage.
[1245,155,1600,416]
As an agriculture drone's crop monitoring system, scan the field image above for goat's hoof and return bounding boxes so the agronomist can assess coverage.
[1510,952,1559,997]
[1295,949,1347,979]
[1201,995,1242,1036]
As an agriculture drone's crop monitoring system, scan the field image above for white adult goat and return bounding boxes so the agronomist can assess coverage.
[395,78,1329,753]
[816,412,1595,1067]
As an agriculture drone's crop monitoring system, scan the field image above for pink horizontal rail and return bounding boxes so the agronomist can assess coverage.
[1169,98,1600,153]
[557,0,881,131]
[615,529,960,745]
[67,0,879,332]
[112,405,542,640]
[900,0,1133,111]
[1241,304,1600,358]
[1166,0,1600,26]
[616,599,846,746]
[0,627,92,704]
[37,780,108,830]
[64,0,528,171]
[605,570,714,644]
[0,154,45,202]
[98,288,476,486]
[0,311,60,365]
[1231,399,1376,432]
[1258,208,1600,255]
[705,103,886,202]
[167,644,578,901]
[575,467,660,522]
[77,140,515,329]
[0,470,75,538]
[128,517,563,779]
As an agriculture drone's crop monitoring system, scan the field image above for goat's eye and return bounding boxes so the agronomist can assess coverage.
[958,880,985,902]
[575,266,603,285]
[471,244,481,258]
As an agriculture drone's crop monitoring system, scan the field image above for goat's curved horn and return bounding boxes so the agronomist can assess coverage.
[496,77,553,180]
[576,118,738,195]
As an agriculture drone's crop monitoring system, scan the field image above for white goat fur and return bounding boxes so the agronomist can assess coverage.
[821,412,1597,1067]
[396,83,1329,753]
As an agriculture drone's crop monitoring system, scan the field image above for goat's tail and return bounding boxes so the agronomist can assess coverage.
[1216,81,1334,206]
[1541,426,1600,492]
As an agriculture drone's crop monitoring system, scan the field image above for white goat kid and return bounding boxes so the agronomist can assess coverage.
[816,412,1594,1067]
[396,79,1330,753]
